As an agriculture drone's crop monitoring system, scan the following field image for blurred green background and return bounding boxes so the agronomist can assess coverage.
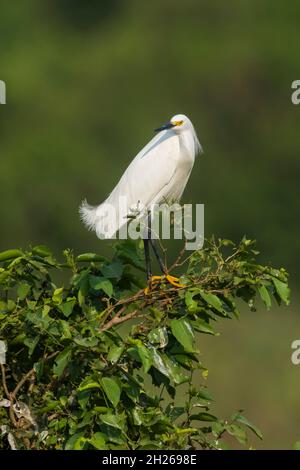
[0,0,299,449]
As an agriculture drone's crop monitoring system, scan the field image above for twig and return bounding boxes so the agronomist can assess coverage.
[100,305,126,329]
[225,246,241,264]
[104,289,145,318]
[168,242,193,272]
[100,309,142,332]
[0,364,19,427]
[12,350,59,399]
[11,369,35,400]
[0,363,11,400]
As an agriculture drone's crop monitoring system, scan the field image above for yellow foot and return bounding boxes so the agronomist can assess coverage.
[144,275,185,294]
[165,275,186,288]
[144,275,164,295]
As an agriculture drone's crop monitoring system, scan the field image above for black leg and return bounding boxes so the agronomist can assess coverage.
[149,238,167,275]
[146,211,167,275]
[143,239,152,280]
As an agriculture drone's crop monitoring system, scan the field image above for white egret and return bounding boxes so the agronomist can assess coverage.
[80,113,202,285]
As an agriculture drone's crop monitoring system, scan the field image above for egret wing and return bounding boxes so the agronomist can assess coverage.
[105,130,180,210]
[81,130,180,238]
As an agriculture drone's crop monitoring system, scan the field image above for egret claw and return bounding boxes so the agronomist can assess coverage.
[144,275,185,294]
[165,274,186,288]
[144,275,165,295]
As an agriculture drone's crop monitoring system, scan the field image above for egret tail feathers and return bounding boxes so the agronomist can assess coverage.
[79,200,98,232]
[79,199,123,239]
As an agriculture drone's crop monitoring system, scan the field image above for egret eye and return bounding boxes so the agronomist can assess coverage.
[173,120,184,126]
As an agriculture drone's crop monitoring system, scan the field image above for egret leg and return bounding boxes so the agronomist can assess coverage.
[149,227,185,288]
[143,239,152,280]
[149,238,167,275]
[146,212,166,275]
[144,213,185,291]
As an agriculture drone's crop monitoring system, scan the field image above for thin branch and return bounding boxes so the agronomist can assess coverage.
[100,305,126,329]
[104,289,145,318]
[224,247,242,264]
[9,402,19,428]
[1,364,19,427]
[11,369,35,400]
[99,309,143,332]
[12,350,59,399]
[0,363,11,400]
[1,351,59,430]
[167,242,194,273]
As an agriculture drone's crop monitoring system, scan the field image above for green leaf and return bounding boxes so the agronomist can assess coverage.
[24,336,39,356]
[166,406,185,422]
[89,275,113,297]
[162,354,189,384]
[73,336,98,348]
[199,290,224,313]
[185,290,199,312]
[272,277,290,305]
[0,249,23,262]
[196,388,213,401]
[32,245,52,258]
[76,253,106,263]
[115,240,145,270]
[258,285,271,309]
[65,432,85,450]
[100,261,124,279]
[107,344,124,364]
[189,412,217,422]
[137,345,153,373]
[17,282,31,300]
[59,320,72,339]
[99,413,123,430]
[33,359,44,380]
[148,327,168,348]
[101,377,121,408]
[78,381,101,391]
[53,347,72,377]
[59,298,76,317]
[192,318,216,335]
[226,424,247,444]
[7,299,16,311]
[52,287,64,304]
[149,349,188,384]
[150,348,170,378]
[170,319,196,353]
[233,413,263,440]
[89,432,107,450]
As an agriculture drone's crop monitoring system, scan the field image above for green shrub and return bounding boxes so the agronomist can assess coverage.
[0,238,290,449]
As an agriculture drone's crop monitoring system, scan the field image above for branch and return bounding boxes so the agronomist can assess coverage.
[0,363,11,400]
[1,364,19,427]
[168,243,188,272]
[11,369,35,400]
[12,350,59,400]
[0,351,59,429]
[99,309,143,332]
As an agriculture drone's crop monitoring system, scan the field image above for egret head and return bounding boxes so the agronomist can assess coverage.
[154,114,191,133]
[154,114,203,154]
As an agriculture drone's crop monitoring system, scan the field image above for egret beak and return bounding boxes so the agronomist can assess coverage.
[154,121,175,133]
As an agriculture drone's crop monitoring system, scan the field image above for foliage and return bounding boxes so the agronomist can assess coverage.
[0,238,290,450]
